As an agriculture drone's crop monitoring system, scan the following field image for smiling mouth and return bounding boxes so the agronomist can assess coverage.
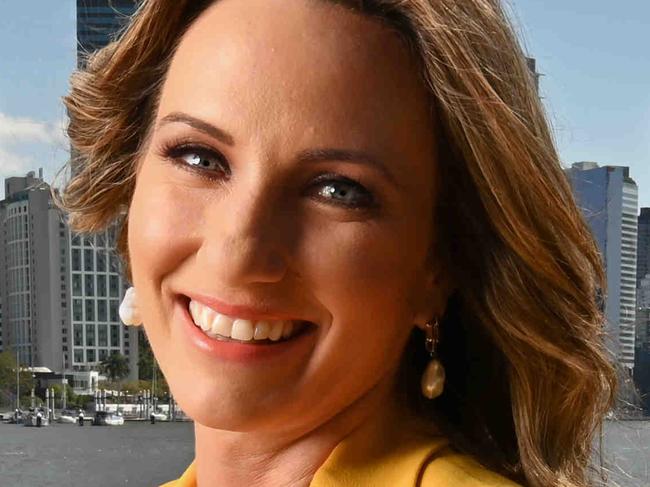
[183,296,316,344]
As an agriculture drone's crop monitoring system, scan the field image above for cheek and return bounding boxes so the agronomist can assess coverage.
[303,216,427,333]
[297,217,428,392]
[128,170,203,290]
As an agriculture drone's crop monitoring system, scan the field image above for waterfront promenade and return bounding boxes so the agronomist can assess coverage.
[0,419,648,486]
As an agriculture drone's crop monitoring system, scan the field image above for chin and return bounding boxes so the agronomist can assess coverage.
[166,373,282,431]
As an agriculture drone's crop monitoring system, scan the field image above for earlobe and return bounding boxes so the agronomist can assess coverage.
[414,269,454,331]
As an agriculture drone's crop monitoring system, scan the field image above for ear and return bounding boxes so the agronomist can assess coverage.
[412,266,455,332]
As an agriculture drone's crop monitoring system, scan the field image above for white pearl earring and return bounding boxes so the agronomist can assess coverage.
[421,318,445,399]
[119,286,143,326]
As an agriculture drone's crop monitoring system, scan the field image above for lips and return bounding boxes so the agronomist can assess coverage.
[178,294,316,344]
[175,294,318,362]
[179,291,316,323]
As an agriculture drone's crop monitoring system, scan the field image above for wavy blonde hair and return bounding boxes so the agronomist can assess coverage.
[54,1,617,485]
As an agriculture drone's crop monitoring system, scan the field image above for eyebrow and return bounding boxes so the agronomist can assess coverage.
[157,111,398,186]
[159,112,235,146]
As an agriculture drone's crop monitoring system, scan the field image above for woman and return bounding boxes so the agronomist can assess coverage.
[54,0,617,485]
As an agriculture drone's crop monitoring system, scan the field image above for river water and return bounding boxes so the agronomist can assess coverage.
[0,419,647,486]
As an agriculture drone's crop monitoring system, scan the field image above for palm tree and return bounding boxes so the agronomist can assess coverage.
[99,352,130,381]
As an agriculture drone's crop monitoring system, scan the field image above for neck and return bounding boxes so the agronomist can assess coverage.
[194,370,403,487]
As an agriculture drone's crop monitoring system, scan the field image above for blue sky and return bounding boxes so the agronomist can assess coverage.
[0,0,648,207]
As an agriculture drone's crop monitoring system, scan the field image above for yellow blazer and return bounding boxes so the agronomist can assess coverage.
[161,401,521,487]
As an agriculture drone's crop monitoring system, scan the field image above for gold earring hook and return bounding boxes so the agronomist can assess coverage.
[424,318,439,356]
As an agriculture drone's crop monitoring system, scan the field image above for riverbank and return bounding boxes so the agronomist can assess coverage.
[1,419,647,486]
[0,421,194,486]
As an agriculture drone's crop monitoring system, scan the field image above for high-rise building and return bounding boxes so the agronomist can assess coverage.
[635,210,650,413]
[565,161,638,371]
[638,208,650,287]
[0,2,141,389]
[0,171,139,385]
[638,208,650,353]
[0,170,68,369]
[69,0,140,380]
[637,276,650,343]
[77,0,138,67]
[68,221,139,377]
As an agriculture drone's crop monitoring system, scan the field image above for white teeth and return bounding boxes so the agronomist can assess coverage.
[189,300,210,331]
[231,319,255,340]
[188,299,307,342]
[254,321,270,340]
[212,313,233,337]
[200,306,214,332]
[268,321,284,341]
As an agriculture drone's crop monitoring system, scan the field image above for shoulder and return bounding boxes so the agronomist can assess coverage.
[420,446,522,487]
[311,420,521,487]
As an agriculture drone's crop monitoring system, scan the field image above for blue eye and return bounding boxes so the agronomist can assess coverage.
[180,152,220,170]
[310,174,376,210]
[163,144,230,179]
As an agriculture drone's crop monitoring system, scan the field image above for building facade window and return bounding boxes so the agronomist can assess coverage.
[110,325,120,347]
[97,251,106,272]
[73,299,83,321]
[74,349,83,363]
[98,299,107,321]
[72,274,82,296]
[74,324,83,346]
[109,300,119,323]
[85,299,95,321]
[109,275,119,297]
[98,325,108,347]
[86,324,96,347]
[84,249,94,271]
[72,248,81,271]
[84,274,94,295]
[97,275,107,297]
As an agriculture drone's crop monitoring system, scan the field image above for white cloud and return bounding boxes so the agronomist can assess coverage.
[0,112,70,199]
[0,112,67,146]
[0,147,37,199]
[0,147,35,174]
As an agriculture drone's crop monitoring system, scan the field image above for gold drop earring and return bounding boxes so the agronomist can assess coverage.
[420,318,445,399]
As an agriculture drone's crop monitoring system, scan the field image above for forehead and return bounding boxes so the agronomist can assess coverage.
[157,0,435,184]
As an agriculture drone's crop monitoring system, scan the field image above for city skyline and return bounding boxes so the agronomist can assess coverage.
[566,162,639,372]
[0,0,648,205]
[0,1,139,392]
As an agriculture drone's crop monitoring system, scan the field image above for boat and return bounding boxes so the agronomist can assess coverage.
[92,410,125,426]
[150,410,168,421]
[57,409,79,424]
[1,410,25,424]
[23,407,49,427]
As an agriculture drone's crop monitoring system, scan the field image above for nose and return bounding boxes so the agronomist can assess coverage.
[196,183,291,287]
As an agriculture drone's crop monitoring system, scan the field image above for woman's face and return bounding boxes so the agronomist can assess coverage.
[128,0,441,433]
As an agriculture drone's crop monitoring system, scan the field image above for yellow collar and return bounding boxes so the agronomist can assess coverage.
[162,401,449,487]
[310,400,448,487]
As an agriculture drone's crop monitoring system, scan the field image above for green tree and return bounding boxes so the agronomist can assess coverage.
[0,351,36,400]
[50,383,77,408]
[0,351,15,387]
[99,352,130,381]
[138,328,154,380]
